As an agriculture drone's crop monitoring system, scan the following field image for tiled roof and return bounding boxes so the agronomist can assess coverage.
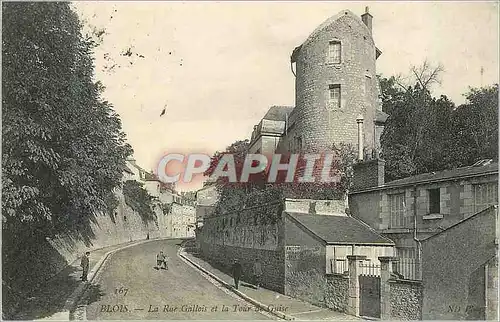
[286,212,394,245]
[384,162,498,188]
[263,106,294,122]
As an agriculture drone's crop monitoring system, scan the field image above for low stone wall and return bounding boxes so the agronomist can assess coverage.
[199,241,285,293]
[389,279,423,320]
[284,245,349,313]
[286,270,326,307]
[325,274,350,313]
[285,245,326,306]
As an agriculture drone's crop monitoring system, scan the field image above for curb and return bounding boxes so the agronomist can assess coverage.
[58,237,172,320]
[178,250,295,321]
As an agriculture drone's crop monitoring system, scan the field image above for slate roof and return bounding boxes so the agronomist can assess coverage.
[263,106,294,122]
[384,161,498,188]
[286,212,394,245]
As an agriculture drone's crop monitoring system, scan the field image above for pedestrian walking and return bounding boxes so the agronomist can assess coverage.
[231,259,242,289]
[253,259,262,289]
[156,251,166,269]
[81,251,90,282]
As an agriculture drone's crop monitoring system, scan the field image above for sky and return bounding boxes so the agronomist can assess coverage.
[73,1,499,191]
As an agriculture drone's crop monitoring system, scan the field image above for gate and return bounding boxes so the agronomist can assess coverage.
[359,263,381,318]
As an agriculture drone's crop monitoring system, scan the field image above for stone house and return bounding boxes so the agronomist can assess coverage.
[165,202,196,238]
[349,159,498,280]
[249,7,388,155]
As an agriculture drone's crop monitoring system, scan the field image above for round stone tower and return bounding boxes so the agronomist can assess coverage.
[290,8,383,154]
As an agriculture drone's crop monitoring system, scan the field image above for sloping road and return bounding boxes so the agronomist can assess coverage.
[81,239,272,320]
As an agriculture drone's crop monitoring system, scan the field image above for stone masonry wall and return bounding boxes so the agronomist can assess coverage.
[199,242,285,293]
[486,255,498,321]
[352,159,385,191]
[325,274,350,313]
[198,202,285,292]
[389,279,423,320]
[293,10,380,153]
[48,188,163,265]
[285,245,326,306]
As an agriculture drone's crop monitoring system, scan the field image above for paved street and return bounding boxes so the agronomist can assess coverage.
[81,239,273,320]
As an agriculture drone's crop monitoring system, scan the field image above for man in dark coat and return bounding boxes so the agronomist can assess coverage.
[81,252,90,282]
[231,259,243,289]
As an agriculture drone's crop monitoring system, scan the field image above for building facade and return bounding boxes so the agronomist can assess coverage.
[248,7,387,156]
[349,160,498,279]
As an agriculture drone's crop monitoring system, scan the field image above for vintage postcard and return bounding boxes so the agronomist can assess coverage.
[2,1,499,321]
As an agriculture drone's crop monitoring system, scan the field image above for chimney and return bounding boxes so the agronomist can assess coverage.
[361,6,373,34]
[352,114,385,190]
[356,114,364,161]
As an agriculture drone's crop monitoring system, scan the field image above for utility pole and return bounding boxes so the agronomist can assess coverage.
[480,66,484,86]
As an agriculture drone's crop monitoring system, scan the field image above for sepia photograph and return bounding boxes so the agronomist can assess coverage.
[1,1,499,321]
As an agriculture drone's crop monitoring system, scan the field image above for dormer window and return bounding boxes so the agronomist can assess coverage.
[328,41,341,64]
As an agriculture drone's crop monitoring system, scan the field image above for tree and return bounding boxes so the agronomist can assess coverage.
[122,180,157,224]
[393,59,445,93]
[379,61,498,181]
[2,2,132,235]
[447,85,499,167]
[204,140,252,214]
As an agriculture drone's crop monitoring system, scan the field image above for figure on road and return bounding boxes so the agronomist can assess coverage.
[81,251,90,282]
[253,259,262,289]
[156,251,167,270]
[231,259,242,289]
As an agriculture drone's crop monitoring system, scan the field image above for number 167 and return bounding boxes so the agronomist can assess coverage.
[115,287,128,296]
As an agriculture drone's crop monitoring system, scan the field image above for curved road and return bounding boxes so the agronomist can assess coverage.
[81,239,272,320]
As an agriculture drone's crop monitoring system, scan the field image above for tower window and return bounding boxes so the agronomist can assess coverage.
[328,41,341,64]
[328,84,341,109]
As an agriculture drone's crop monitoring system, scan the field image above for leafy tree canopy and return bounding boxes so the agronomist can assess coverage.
[2,2,132,235]
[379,64,498,181]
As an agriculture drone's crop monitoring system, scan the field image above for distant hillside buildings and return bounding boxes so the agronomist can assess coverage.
[124,157,195,238]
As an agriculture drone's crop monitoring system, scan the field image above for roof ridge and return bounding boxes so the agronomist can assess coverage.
[421,205,498,243]
[299,9,373,50]
[350,215,395,244]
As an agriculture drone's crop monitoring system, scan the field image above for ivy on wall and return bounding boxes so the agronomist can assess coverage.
[122,180,157,224]
[206,141,357,223]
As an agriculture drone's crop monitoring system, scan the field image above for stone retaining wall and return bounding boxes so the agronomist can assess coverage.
[325,274,350,313]
[389,279,423,320]
[199,242,285,293]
